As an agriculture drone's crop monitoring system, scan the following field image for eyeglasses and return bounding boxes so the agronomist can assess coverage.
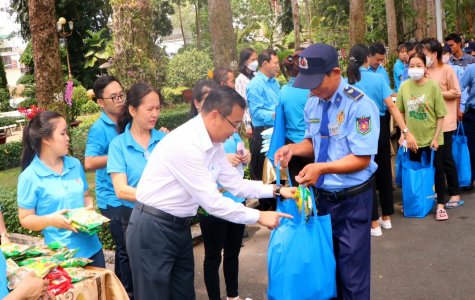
[217,111,241,130]
[102,93,126,104]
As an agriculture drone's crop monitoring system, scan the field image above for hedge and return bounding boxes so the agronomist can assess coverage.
[0,141,22,171]
[0,116,25,128]
[0,187,115,250]
[157,106,189,130]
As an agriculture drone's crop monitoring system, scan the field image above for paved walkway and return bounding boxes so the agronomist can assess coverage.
[193,188,475,299]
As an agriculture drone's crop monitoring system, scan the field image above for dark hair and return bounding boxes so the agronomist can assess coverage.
[445,33,462,44]
[201,86,246,116]
[117,82,160,133]
[21,110,64,170]
[421,38,443,63]
[189,80,219,118]
[284,47,306,76]
[408,52,427,67]
[239,47,256,79]
[93,75,121,99]
[396,43,407,53]
[213,67,232,87]
[369,42,386,56]
[405,41,417,52]
[347,44,370,84]
[258,49,277,67]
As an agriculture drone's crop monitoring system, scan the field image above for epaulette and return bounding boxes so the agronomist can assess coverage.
[343,86,364,102]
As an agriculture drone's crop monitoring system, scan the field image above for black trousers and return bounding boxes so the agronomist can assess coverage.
[199,213,245,300]
[100,205,134,299]
[463,107,475,184]
[441,130,460,196]
[285,138,315,187]
[126,204,195,300]
[250,125,275,210]
[409,146,446,205]
[372,114,395,220]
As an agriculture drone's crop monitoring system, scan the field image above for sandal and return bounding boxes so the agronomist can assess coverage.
[445,200,464,209]
[435,209,448,221]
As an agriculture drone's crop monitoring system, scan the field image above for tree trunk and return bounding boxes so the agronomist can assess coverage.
[414,0,427,40]
[28,0,65,115]
[349,0,366,45]
[385,0,397,53]
[208,0,237,70]
[195,0,201,50]
[291,0,300,48]
[395,0,405,42]
[303,0,313,43]
[177,3,187,46]
[427,0,437,38]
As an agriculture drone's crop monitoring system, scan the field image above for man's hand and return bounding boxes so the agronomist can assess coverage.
[46,210,77,233]
[404,132,419,152]
[457,109,463,121]
[226,154,241,167]
[241,149,251,165]
[279,186,297,199]
[257,211,293,230]
[296,163,323,186]
[274,145,293,168]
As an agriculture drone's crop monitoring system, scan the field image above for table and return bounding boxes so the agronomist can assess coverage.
[56,267,129,300]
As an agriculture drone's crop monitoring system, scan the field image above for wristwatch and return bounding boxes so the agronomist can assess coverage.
[402,128,410,135]
[273,184,282,197]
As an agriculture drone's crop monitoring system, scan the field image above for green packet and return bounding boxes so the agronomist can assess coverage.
[19,255,57,267]
[63,267,94,283]
[25,245,53,258]
[60,258,92,268]
[0,243,33,260]
[65,208,110,234]
[47,241,67,251]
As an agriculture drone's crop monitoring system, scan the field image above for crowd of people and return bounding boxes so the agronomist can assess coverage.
[2,32,475,300]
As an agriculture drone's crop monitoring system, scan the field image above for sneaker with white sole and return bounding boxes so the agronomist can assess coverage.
[227,297,253,300]
[378,217,392,229]
[371,226,382,236]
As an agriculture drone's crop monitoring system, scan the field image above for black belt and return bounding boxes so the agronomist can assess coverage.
[135,202,193,226]
[317,175,375,201]
[252,125,271,131]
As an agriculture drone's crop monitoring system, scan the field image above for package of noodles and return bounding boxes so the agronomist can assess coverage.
[294,185,313,219]
[60,258,92,268]
[24,259,58,278]
[24,245,53,258]
[19,256,57,267]
[0,243,32,260]
[63,267,93,283]
[7,267,32,290]
[5,258,19,277]
[65,208,109,235]
[47,241,67,251]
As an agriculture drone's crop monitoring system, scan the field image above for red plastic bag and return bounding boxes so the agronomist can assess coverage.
[46,266,74,296]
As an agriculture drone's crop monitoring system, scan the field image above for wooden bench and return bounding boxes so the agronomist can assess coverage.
[0,125,17,136]
[16,119,25,130]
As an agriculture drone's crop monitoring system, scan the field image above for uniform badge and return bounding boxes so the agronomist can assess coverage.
[309,118,320,123]
[336,111,345,124]
[299,57,309,69]
[356,116,371,135]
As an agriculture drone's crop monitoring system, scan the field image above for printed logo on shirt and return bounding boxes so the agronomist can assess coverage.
[407,94,428,120]
[329,123,340,136]
[336,111,345,124]
[309,118,320,123]
[356,116,371,135]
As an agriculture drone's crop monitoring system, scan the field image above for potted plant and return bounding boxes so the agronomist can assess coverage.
[0,133,6,145]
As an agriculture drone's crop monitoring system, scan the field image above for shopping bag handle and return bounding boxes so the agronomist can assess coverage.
[455,121,465,137]
[308,186,318,218]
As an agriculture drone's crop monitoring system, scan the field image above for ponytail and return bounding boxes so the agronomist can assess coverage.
[347,44,370,85]
[21,124,35,170]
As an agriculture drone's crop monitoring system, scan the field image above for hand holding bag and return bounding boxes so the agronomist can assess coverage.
[452,122,472,187]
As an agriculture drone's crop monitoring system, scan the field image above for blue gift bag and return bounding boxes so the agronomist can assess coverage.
[395,146,405,187]
[267,166,336,300]
[402,150,436,218]
[266,103,286,167]
[452,122,472,187]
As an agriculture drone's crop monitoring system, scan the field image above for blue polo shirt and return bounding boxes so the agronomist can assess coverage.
[278,77,309,143]
[17,155,102,259]
[461,64,475,111]
[85,111,121,209]
[304,79,380,191]
[346,67,393,116]
[369,64,391,88]
[393,59,407,92]
[0,252,8,298]
[246,71,280,127]
[107,123,166,208]
[220,133,245,203]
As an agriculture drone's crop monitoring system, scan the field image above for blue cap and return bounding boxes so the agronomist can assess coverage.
[464,42,475,54]
[294,43,339,89]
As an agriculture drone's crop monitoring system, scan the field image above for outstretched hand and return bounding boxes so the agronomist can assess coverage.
[258,211,293,230]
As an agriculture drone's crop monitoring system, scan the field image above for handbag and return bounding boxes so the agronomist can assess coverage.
[452,122,472,187]
[267,165,337,300]
[401,150,436,218]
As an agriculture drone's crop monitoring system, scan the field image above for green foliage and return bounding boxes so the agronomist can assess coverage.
[0,116,23,128]
[0,141,22,171]
[364,0,388,44]
[157,105,189,130]
[0,58,7,90]
[80,100,101,115]
[17,97,37,109]
[19,42,34,74]
[151,0,175,41]
[166,49,212,88]
[69,112,99,164]
[162,86,189,106]
[16,74,35,85]
[83,28,112,69]
[0,89,10,112]
[67,85,89,123]
[278,0,294,35]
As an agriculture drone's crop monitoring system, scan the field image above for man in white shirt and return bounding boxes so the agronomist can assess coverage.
[127,86,295,300]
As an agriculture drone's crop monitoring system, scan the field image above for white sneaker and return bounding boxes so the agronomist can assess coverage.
[227,297,253,300]
[371,226,382,236]
[378,217,392,229]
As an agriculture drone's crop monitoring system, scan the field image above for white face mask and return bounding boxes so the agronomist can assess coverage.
[425,55,434,68]
[408,68,425,81]
[442,54,450,64]
[247,61,258,72]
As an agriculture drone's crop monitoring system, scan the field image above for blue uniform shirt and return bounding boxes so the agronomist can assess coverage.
[17,155,102,259]
[0,252,8,298]
[85,111,121,209]
[107,123,166,208]
[347,67,393,116]
[220,133,245,203]
[278,77,310,143]
[393,59,406,92]
[246,71,280,127]
[369,64,391,89]
[461,64,475,111]
[303,79,380,190]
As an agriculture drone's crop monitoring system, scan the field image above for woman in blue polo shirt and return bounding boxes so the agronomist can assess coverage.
[17,111,104,267]
[346,44,418,237]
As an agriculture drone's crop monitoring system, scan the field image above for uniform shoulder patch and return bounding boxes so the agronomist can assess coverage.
[344,86,364,102]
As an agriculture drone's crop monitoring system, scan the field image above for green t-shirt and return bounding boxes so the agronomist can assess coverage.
[396,78,447,147]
